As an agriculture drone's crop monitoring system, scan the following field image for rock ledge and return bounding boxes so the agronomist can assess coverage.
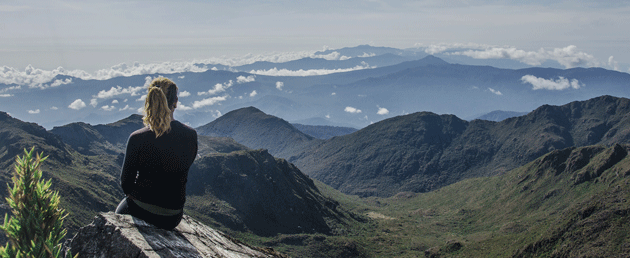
[68,212,286,258]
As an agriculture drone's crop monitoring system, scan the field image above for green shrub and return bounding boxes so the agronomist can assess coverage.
[0,148,74,258]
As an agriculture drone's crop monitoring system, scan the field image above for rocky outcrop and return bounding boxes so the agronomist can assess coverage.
[67,212,286,258]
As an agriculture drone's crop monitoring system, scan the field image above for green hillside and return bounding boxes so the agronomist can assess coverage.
[335,144,630,257]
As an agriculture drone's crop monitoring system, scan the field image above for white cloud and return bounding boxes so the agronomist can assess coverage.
[421,43,599,69]
[179,91,191,97]
[177,101,193,111]
[249,63,373,77]
[331,92,336,96]
[50,78,72,87]
[345,106,362,114]
[521,75,582,90]
[250,90,257,97]
[0,85,21,93]
[178,75,185,79]
[377,106,389,115]
[325,114,330,119]
[608,56,620,71]
[137,106,144,113]
[276,81,284,90]
[101,105,116,111]
[137,95,147,102]
[50,106,58,110]
[28,109,40,114]
[0,94,12,97]
[488,88,502,95]
[198,80,234,96]
[69,99,86,110]
[97,85,144,99]
[112,99,119,104]
[192,96,228,109]
[359,52,376,58]
[119,105,131,111]
[236,75,256,84]
[90,98,98,107]
[124,99,128,102]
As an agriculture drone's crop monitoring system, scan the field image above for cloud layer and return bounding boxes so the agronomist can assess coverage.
[420,43,600,69]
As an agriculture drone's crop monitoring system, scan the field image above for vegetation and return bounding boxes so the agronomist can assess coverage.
[0,148,74,258]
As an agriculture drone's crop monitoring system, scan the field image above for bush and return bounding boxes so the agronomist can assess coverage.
[0,147,74,258]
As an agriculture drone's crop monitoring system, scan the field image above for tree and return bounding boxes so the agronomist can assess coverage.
[0,147,74,258]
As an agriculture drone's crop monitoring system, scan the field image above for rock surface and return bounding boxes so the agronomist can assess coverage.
[67,212,286,258]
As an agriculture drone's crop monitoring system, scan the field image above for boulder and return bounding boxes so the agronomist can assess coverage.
[67,212,286,258]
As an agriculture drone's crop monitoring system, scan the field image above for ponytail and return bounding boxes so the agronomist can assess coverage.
[143,78,178,137]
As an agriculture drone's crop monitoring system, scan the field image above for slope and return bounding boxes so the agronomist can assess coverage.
[351,143,630,257]
[291,95,630,197]
[196,106,321,158]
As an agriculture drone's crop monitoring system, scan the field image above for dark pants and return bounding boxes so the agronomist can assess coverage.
[115,197,183,230]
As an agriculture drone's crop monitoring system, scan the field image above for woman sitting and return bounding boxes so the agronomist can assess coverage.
[115,77,197,230]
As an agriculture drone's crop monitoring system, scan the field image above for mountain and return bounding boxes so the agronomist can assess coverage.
[291,124,358,140]
[474,110,529,122]
[5,49,630,129]
[289,95,630,197]
[185,149,355,237]
[234,53,417,72]
[0,111,123,234]
[196,107,321,158]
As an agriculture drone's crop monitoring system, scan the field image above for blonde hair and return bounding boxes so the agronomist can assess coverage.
[143,77,178,137]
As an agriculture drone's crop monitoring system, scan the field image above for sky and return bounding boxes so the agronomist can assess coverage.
[1,0,630,77]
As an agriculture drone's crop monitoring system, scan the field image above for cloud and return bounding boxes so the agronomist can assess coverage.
[359,52,376,58]
[236,75,256,84]
[331,92,336,96]
[112,99,119,104]
[119,105,130,111]
[488,88,503,95]
[198,80,233,96]
[192,96,228,109]
[177,101,193,111]
[179,91,191,97]
[50,106,58,110]
[0,94,12,97]
[101,105,116,111]
[325,114,330,119]
[69,99,86,110]
[276,81,284,90]
[377,106,389,115]
[250,90,257,97]
[90,98,98,107]
[345,106,362,114]
[0,85,21,93]
[608,56,620,71]
[249,63,373,77]
[50,78,72,87]
[420,43,599,69]
[28,109,40,114]
[521,75,582,90]
[178,75,185,79]
[97,85,144,99]
[137,95,147,102]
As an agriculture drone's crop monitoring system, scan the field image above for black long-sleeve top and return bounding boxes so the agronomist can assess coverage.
[120,120,198,210]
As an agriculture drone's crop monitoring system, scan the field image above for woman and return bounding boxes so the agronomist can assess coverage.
[115,77,197,230]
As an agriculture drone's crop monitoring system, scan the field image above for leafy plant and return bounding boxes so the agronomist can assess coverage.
[0,147,74,258]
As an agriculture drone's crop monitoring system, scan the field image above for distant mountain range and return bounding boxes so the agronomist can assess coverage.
[2,45,629,130]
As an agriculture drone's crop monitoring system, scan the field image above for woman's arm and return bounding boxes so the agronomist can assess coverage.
[120,135,140,196]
